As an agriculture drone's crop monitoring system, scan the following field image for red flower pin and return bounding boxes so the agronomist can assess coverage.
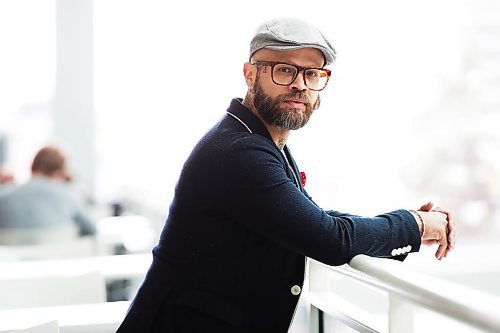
[300,171,306,187]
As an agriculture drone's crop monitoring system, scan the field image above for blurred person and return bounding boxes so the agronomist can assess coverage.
[0,169,14,195]
[118,18,456,332]
[0,146,96,245]
[0,135,11,187]
[0,170,14,185]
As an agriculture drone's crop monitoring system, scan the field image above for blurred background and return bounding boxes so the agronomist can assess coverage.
[0,0,499,332]
[2,0,498,244]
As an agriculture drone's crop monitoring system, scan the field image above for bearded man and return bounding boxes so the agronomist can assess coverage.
[117,18,455,333]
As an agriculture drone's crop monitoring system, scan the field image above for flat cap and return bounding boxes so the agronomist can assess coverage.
[250,18,336,66]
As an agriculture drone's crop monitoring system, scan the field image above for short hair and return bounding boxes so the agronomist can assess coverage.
[31,146,66,176]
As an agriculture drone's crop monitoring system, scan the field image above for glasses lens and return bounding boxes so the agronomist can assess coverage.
[272,64,298,85]
[305,69,329,91]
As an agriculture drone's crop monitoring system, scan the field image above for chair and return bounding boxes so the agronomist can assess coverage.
[9,321,59,333]
[96,215,157,254]
[0,237,97,261]
[0,271,106,309]
[0,224,79,246]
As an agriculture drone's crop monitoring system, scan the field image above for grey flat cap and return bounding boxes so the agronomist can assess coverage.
[250,18,336,66]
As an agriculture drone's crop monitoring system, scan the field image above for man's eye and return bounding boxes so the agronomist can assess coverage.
[278,66,294,74]
[306,70,319,77]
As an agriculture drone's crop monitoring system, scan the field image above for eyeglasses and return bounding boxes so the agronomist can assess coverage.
[251,61,331,91]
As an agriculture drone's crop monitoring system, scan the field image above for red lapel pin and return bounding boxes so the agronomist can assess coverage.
[300,171,306,187]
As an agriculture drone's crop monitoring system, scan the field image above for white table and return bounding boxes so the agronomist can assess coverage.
[96,215,158,254]
[0,253,152,282]
[0,301,130,333]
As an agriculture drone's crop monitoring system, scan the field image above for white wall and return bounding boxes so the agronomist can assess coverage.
[92,0,467,212]
[2,0,499,241]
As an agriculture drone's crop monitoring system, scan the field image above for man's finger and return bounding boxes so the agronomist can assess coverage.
[422,239,438,246]
[444,238,456,257]
[444,212,456,246]
[447,224,456,245]
[434,208,452,223]
[436,234,448,260]
[447,212,455,230]
[420,201,434,212]
[446,210,453,224]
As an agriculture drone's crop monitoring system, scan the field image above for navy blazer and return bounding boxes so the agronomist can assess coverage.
[117,98,421,332]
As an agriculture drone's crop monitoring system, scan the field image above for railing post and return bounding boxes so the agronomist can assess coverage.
[309,260,328,333]
[318,308,324,333]
[389,294,414,333]
[310,304,320,333]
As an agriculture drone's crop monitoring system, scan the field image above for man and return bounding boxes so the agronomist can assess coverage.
[117,18,455,332]
[0,169,14,196]
[0,146,96,244]
[0,170,13,185]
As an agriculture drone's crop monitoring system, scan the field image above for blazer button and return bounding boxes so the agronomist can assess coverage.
[391,249,397,256]
[291,285,301,296]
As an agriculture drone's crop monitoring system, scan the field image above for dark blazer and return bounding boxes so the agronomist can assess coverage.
[117,98,421,333]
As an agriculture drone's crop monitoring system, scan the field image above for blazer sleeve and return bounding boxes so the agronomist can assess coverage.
[302,188,357,218]
[219,136,421,266]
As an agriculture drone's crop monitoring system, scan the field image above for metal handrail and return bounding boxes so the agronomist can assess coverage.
[308,255,500,333]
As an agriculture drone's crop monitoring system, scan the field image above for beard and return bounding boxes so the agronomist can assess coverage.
[251,78,318,131]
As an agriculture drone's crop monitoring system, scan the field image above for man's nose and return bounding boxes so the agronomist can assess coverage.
[289,71,307,91]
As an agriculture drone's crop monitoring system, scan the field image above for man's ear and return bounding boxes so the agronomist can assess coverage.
[313,95,321,110]
[243,62,255,88]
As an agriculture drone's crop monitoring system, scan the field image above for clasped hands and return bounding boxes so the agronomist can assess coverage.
[410,201,456,260]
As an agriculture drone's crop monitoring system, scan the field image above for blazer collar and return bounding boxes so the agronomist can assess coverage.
[226,98,274,142]
[226,98,303,190]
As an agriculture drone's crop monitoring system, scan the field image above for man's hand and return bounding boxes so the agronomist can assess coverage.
[410,201,456,260]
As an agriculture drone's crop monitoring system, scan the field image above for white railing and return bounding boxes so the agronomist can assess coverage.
[306,254,500,333]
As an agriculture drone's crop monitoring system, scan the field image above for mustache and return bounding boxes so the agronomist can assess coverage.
[276,91,310,104]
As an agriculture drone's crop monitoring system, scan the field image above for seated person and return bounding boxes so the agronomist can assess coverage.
[0,170,13,185]
[0,169,14,195]
[0,146,96,245]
